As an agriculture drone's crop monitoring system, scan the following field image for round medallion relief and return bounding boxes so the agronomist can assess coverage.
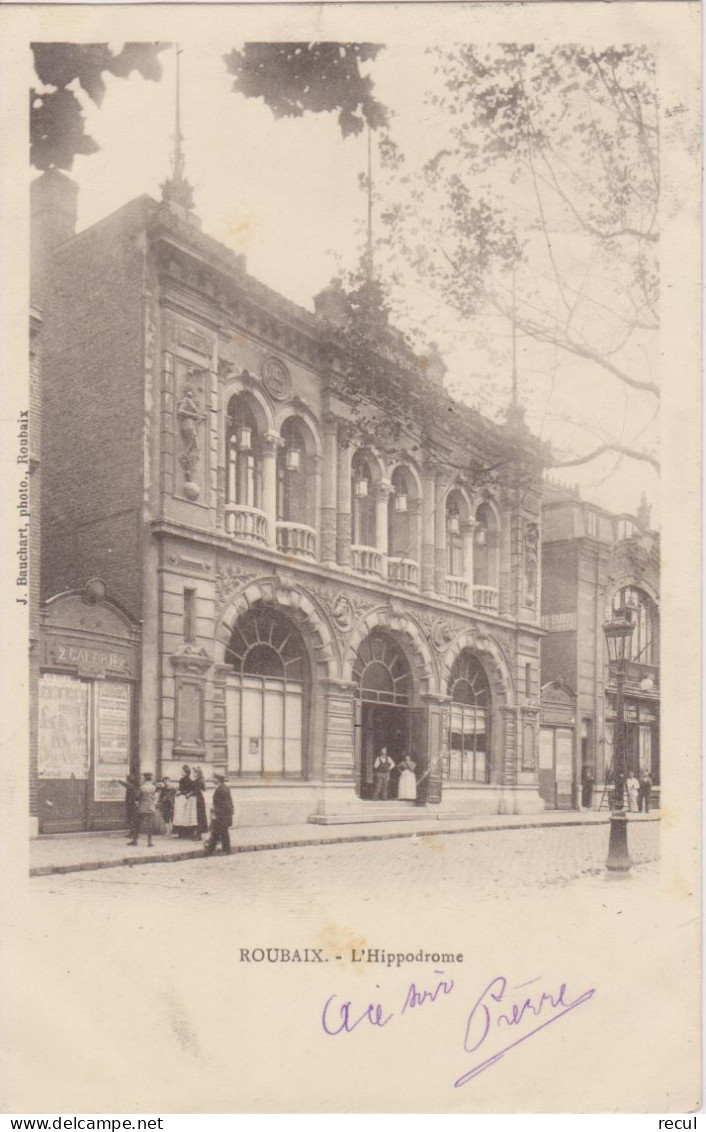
[262,356,292,401]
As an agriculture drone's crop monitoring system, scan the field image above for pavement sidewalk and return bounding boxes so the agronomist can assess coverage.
[30,809,659,877]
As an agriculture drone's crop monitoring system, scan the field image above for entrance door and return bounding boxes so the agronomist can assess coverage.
[38,673,132,832]
[538,726,575,809]
[359,703,410,799]
[38,674,91,832]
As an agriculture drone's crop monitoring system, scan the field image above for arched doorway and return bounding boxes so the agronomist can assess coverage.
[353,630,423,800]
[224,602,309,778]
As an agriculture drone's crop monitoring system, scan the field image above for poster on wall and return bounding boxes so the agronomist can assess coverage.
[37,675,89,780]
[95,681,130,801]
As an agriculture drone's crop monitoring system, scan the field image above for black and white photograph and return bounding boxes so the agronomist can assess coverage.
[0,1,700,1117]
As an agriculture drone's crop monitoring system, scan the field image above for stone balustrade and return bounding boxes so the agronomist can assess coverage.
[388,556,419,589]
[225,504,268,545]
[276,521,316,560]
[473,585,499,612]
[351,544,383,578]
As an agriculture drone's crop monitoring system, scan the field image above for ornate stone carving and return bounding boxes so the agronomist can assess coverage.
[214,564,259,610]
[261,355,292,401]
[524,521,539,607]
[169,644,211,674]
[176,384,205,501]
[304,581,376,636]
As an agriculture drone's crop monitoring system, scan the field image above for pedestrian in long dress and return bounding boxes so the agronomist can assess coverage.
[626,771,640,813]
[127,772,156,847]
[193,766,209,839]
[173,765,198,839]
[205,773,234,855]
[397,756,417,801]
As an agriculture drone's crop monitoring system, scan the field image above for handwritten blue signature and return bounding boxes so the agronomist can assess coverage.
[321,971,595,1087]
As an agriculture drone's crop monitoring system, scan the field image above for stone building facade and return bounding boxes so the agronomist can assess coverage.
[34,172,545,831]
[540,483,660,810]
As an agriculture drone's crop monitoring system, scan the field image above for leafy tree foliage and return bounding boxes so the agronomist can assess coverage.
[31,42,167,170]
[223,43,388,136]
[378,44,660,471]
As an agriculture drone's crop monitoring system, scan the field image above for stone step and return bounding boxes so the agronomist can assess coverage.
[308,803,428,825]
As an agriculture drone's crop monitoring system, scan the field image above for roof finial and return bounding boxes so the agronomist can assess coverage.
[506,267,526,428]
[161,43,195,211]
[366,124,374,283]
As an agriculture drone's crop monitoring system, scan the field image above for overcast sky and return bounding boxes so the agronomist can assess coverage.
[41,39,659,522]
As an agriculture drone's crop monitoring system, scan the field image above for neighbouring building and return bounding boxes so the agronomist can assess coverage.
[540,481,660,810]
[33,166,547,833]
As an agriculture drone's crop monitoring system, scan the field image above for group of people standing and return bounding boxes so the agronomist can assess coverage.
[120,764,234,854]
[371,749,418,802]
[623,768,653,813]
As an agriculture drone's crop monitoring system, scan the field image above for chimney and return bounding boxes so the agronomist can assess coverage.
[636,491,652,531]
[314,278,349,328]
[31,170,78,307]
[421,341,447,387]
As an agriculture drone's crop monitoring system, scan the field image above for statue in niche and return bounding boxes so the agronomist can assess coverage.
[176,387,204,501]
[524,521,539,607]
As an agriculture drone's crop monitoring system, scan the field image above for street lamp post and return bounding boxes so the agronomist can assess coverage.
[603,607,636,873]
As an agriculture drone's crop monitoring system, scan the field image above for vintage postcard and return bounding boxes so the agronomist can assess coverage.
[0,0,701,1116]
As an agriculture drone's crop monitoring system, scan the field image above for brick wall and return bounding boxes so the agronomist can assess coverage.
[41,198,155,619]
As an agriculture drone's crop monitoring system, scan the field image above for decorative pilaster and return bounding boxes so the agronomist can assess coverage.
[461,518,478,597]
[336,428,353,567]
[261,430,283,549]
[421,464,437,594]
[322,679,357,782]
[375,480,394,578]
[498,705,519,785]
[499,494,514,616]
[434,475,448,597]
[409,497,423,576]
[321,413,339,566]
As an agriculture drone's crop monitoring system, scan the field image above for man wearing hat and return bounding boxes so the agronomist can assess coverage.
[205,772,235,855]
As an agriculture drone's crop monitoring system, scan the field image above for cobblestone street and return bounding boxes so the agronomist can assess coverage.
[16,819,687,1113]
[33,819,660,915]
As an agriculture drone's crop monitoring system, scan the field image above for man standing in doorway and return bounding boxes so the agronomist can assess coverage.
[372,747,396,801]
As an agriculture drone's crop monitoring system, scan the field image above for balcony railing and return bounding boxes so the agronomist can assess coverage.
[388,556,419,589]
[225,504,267,545]
[446,575,469,603]
[473,585,499,613]
[351,544,383,578]
[276,521,316,560]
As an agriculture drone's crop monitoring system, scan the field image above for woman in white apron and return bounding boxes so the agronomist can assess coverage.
[397,755,418,801]
[173,765,198,838]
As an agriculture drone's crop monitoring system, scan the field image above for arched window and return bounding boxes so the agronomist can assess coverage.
[388,466,417,560]
[225,603,307,778]
[446,489,466,577]
[613,586,659,666]
[351,450,377,547]
[277,417,314,526]
[473,502,499,588]
[227,394,263,508]
[353,631,411,705]
[445,651,491,783]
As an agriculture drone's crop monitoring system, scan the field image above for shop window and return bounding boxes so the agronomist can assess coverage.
[445,651,491,783]
[225,603,307,778]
